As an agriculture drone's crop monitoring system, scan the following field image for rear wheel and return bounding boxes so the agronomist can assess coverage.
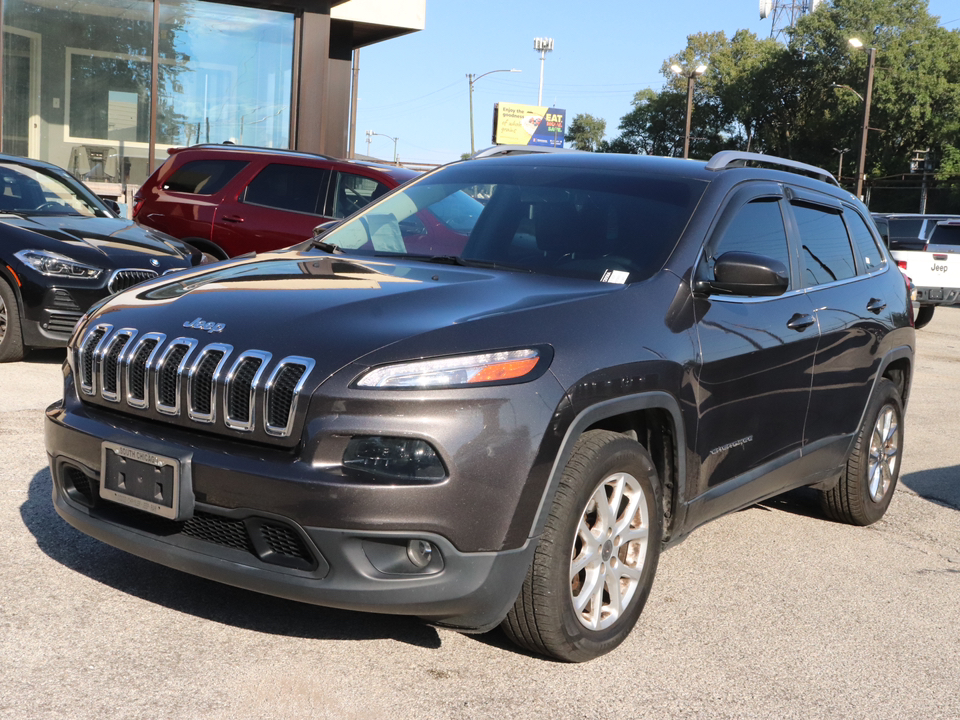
[502,430,662,662]
[819,378,903,525]
[0,280,25,362]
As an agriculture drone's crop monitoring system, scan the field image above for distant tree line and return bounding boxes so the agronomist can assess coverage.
[564,0,960,210]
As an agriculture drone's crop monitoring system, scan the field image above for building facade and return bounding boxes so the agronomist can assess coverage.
[0,0,423,188]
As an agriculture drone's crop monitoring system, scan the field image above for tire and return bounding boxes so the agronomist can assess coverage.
[502,430,662,662]
[914,305,934,329]
[0,280,25,362]
[819,378,904,526]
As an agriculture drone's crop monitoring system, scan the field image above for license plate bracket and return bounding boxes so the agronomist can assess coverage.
[100,442,190,520]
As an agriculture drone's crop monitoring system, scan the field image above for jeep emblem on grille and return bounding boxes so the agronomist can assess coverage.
[183,317,226,334]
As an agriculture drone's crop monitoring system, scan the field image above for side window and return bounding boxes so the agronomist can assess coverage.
[332,172,389,218]
[845,209,886,273]
[705,198,791,287]
[243,163,329,215]
[162,160,247,195]
[792,203,857,286]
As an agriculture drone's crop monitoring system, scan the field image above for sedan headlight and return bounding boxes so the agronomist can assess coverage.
[14,249,103,280]
[356,349,542,388]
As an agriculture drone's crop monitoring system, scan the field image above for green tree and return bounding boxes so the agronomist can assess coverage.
[606,0,960,209]
[564,113,607,151]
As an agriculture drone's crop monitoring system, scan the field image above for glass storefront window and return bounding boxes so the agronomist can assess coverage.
[2,0,293,190]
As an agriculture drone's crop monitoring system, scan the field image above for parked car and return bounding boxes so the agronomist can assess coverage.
[47,150,914,662]
[133,144,421,259]
[872,213,960,328]
[0,153,204,362]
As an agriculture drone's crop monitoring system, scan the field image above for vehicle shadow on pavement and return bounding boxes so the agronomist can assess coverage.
[759,465,960,518]
[900,465,960,512]
[21,468,443,650]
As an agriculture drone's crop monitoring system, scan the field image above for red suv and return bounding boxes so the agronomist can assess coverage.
[133,145,419,259]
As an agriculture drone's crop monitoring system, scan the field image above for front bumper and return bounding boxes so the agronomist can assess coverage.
[45,385,547,630]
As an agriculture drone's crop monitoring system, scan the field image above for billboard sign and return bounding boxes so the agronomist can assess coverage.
[493,103,565,148]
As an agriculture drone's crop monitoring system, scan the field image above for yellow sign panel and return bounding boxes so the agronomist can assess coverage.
[493,103,566,147]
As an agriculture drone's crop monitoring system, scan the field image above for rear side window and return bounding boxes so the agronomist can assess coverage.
[844,210,886,273]
[793,204,856,286]
[243,163,330,215]
[162,160,247,195]
[332,172,390,218]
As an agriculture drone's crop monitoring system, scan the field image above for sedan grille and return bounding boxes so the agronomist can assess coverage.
[108,269,159,294]
[76,326,314,439]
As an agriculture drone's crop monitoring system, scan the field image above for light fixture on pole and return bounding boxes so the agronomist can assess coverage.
[670,63,707,159]
[467,69,521,155]
[833,147,849,180]
[533,37,554,106]
[366,130,398,164]
[848,37,876,200]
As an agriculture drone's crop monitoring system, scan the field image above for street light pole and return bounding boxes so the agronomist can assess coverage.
[670,63,707,159]
[849,38,876,200]
[366,130,398,164]
[533,37,554,106]
[467,69,520,155]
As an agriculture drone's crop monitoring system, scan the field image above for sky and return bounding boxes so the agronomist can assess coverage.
[352,0,960,166]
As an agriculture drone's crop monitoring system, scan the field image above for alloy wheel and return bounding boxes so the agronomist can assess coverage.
[570,471,650,631]
[868,404,899,502]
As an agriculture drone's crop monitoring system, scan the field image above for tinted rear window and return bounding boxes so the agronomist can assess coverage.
[793,204,857,286]
[162,159,247,195]
[243,163,330,215]
[928,224,960,247]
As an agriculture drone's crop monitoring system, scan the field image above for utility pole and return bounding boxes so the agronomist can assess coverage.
[347,49,360,159]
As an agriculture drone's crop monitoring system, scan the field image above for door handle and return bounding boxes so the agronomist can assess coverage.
[786,313,816,331]
[867,298,887,314]
[221,215,244,223]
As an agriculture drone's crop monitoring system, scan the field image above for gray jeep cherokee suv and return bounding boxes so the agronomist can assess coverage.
[46,151,915,662]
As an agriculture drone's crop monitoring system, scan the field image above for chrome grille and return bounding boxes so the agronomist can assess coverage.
[108,269,159,294]
[155,339,197,415]
[76,326,312,439]
[100,329,137,402]
[126,334,165,408]
[225,352,270,431]
[78,324,112,395]
[187,344,232,423]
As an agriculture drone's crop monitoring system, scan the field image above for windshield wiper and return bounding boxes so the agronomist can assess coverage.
[311,238,343,254]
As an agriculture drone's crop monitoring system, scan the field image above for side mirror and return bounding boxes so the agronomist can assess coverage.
[100,197,122,216]
[700,251,789,297]
[312,220,339,238]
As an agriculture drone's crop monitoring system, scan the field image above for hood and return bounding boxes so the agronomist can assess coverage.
[88,249,620,381]
[1,213,188,266]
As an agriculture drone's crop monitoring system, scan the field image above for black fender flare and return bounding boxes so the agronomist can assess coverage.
[527,390,687,540]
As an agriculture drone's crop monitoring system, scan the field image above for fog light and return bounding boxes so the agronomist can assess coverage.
[343,436,446,483]
[407,539,434,568]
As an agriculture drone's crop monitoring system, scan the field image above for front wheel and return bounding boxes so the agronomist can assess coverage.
[0,280,25,362]
[819,378,904,525]
[502,430,662,662]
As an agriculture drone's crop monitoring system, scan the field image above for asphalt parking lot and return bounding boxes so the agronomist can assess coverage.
[1,309,958,720]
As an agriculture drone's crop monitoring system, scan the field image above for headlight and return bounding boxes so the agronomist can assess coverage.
[14,249,103,280]
[356,348,542,388]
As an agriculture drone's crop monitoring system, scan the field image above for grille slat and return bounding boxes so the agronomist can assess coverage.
[76,328,309,438]
[109,269,159,294]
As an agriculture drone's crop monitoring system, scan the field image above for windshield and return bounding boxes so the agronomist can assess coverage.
[319,161,707,283]
[0,163,106,217]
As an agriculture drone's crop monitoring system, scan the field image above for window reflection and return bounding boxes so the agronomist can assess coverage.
[1,0,293,187]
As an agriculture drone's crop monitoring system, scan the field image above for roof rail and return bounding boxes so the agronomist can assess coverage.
[705,151,840,187]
